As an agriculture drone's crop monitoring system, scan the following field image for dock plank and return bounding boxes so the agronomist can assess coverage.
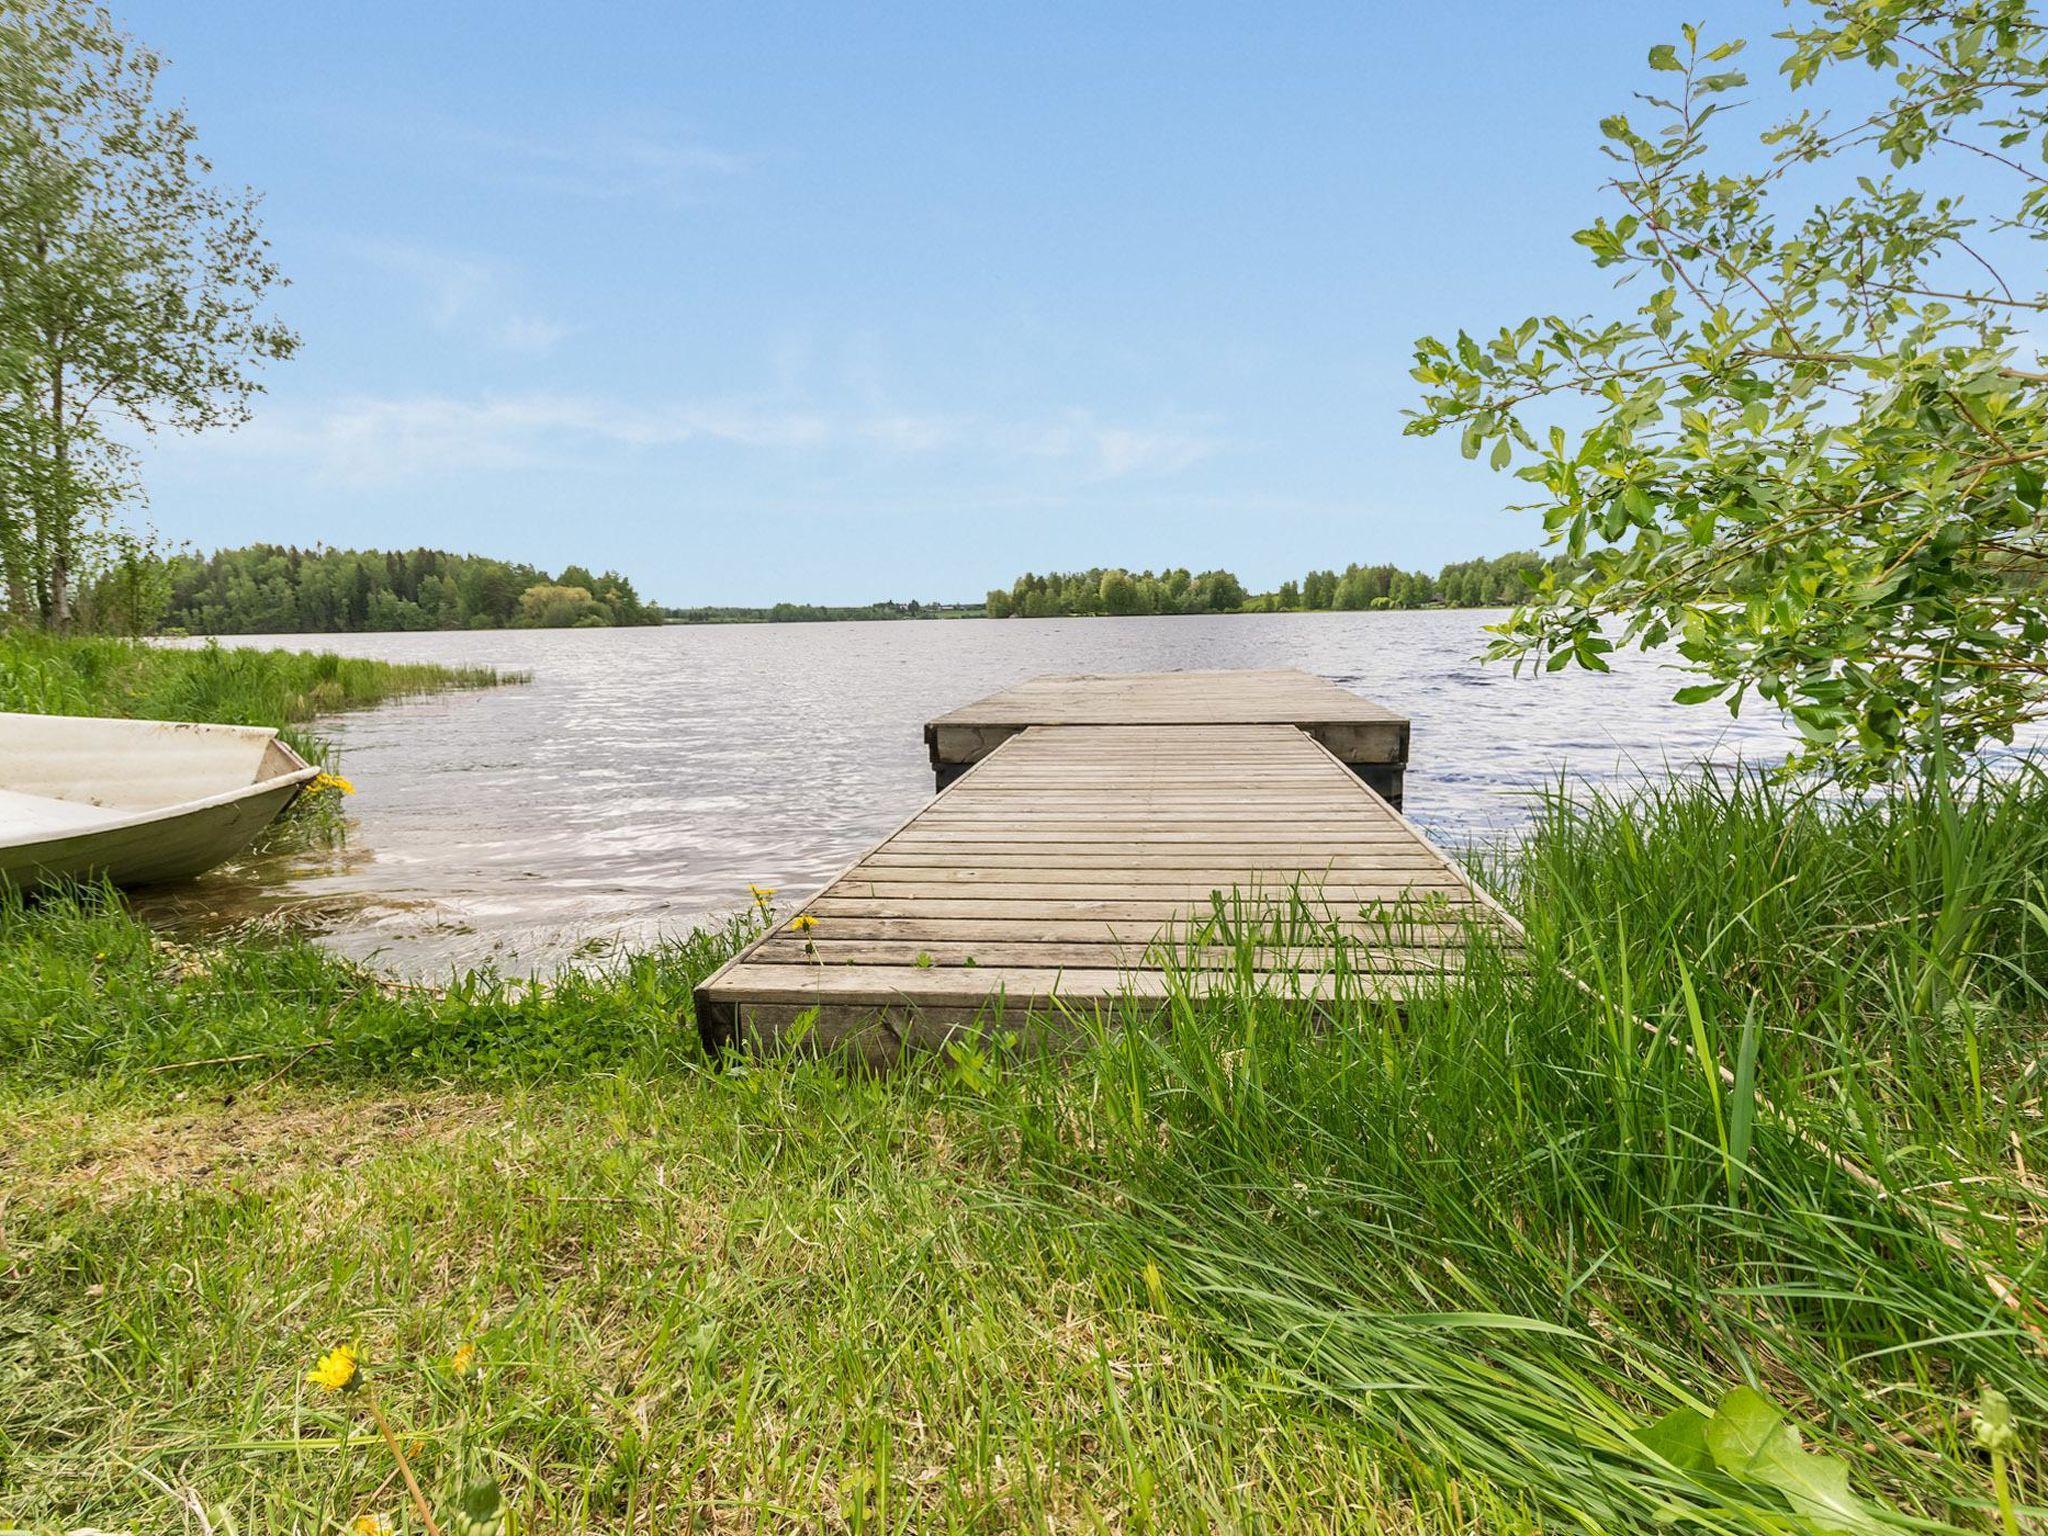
[921,668,1411,804]
[695,717,1514,1061]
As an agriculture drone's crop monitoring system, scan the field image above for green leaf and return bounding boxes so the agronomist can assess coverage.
[1705,1387,1793,1474]
[1678,958,1727,1170]
[1674,682,1730,704]
[1764,1443,1880,1533]
[1704,1388,1886,1534]
[1637,1406,1714,1472]
[1403,0,2048,779]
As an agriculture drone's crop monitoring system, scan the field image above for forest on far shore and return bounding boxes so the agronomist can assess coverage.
[986,549,1551,618]
[79,543,1560,635]
[118,545,663,634]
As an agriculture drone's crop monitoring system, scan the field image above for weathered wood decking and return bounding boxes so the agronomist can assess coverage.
[925,667,1410,804]
[696,672,1513,1062]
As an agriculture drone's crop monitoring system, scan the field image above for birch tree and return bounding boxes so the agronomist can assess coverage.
[0,0,295,627]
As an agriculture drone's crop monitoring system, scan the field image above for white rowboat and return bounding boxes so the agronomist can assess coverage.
[0,712,320,891]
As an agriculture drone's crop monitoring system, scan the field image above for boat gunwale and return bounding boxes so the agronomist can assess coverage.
[0,726,319,854]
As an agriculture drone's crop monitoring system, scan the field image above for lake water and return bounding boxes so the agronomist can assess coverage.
[144,612,1808,975]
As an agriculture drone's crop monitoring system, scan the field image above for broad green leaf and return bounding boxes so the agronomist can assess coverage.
[1761,1440,1882,1534]
[1704,1387,1794,1477]
[1637,1406,1714,1472]
[1704,1388,1886,1535]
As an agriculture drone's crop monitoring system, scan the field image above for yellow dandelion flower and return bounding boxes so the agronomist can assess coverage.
[351,1515,393,1536]
[450,1341,477,1375]
[748,883,776,907]
[306,1342,359,1393]
[790,913,818,933]
[310,772,356,796]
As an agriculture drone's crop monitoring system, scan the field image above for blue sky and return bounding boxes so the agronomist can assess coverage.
[130,1,1789,605]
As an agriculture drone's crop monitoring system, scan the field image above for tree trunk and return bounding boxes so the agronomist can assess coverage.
[1,549,29,626]
[47,361,68,631]
[0,474,31,623]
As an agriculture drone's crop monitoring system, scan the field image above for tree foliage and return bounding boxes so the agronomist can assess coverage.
[984,551,1550,618]
[1,0,295,628]
[1410,1,2048,775]
[516,583,609,629]
[119,544,661,633]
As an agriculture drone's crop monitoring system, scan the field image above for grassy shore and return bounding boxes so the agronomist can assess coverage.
[0,655,2041,1530]
[0,629,509,767]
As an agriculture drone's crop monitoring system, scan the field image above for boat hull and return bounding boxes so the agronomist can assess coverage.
[0,777,308,890]
[0,712,319,892]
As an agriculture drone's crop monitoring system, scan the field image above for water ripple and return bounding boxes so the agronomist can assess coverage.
[140,612,2012,976]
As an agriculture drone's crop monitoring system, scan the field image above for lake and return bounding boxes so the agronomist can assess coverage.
[144,611,1806,975]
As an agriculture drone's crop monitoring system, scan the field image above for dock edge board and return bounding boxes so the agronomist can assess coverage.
[922,669,1411,806]
[693,700,1515,1065]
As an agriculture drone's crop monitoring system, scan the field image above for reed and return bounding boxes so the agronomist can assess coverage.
[0,628,518,843]
[0,630,512,759]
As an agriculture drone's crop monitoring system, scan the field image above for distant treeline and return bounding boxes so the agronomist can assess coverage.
[139,545,663,634]
[663,599,982,624]
[986,551,1552,618]
[96,543,1554,635]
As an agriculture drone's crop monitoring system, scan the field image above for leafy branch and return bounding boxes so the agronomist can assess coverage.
[1409,2,2048,775]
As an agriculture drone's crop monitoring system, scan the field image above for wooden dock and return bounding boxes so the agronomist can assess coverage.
[924,667,1410,805]
[695,671,1514,1062]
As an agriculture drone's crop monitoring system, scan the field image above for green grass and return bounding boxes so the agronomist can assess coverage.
[0,626,517,845]
[0,629,511,768]
[987,765,2048,1532]
[0,753,2041,1530]
[0,889,753,1086]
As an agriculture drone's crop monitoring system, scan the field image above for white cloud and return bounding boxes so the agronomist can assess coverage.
[862,413,958,454]
[1089,427,1217,479]
[215,394,808,480]
[493,315,575,355]
[358,244,485,325]
[359,242,574,357]
[183,391,1221,487]
[1007,415,1222,480]
[440,117,755,203]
